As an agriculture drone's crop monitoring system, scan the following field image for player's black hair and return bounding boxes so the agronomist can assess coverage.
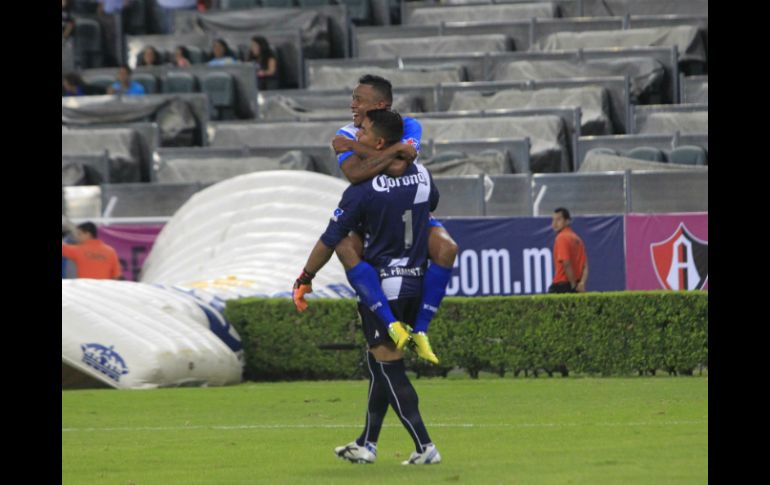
[554,207,571,220]
[77,222,98,238]
[358,74,393,105]
[365,109,404,146]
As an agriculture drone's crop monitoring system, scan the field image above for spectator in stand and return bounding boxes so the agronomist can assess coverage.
[247,36,279,89]
[107,65,146,95]
[246,35,278,90]
[208,39,237,66]
[174,46,192,67]
[138,46,163,66]
[62,222,123,280]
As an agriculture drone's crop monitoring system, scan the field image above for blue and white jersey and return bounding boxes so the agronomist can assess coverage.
[321,163,439,300]
[336,116,422,166]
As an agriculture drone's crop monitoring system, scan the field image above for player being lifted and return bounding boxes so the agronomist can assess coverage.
[294,109,442,465]
[296,75,457,363]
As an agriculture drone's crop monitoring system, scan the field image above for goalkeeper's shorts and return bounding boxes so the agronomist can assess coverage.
[358,297,419,348]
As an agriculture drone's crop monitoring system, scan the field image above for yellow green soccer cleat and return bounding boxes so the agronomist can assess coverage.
[411,332,439,364]
[387,321,411,350]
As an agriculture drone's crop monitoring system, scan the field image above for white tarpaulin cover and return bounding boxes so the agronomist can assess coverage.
[63,171,353,389]
[309,65,465,90]
[407,3,556,25]
[636,111,708,135]
[360,34,510,59]
[449,86,612,135]
[535,26,706,64]
[492,57,664,103]
[62,279,243,389]
[140,170,353,300]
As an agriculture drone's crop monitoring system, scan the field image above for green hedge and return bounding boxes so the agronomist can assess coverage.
[225,292,708,380]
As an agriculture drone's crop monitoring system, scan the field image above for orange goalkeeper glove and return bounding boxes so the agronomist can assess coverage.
[292,269,315,312]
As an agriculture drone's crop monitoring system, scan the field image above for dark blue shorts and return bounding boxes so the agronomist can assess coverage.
[358,297,420,348]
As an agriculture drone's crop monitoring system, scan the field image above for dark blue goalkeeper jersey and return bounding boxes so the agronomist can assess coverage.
[320,162,439,300]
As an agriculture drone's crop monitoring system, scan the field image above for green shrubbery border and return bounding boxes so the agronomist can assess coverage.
[225,292,708,380]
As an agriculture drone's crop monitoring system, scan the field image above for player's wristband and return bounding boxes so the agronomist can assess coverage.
[297,269,315,285]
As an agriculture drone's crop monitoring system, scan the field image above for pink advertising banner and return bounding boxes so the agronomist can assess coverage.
[625,213,708,291]
[98,224,165,281]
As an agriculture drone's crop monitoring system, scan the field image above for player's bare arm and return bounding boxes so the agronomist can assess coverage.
[292,240,335,312]
[335,138,417,183]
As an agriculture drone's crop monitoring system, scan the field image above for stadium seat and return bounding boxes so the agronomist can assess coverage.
[429,151,467,164]
[164,71,198,93]
[338,0,373,25]
[185,46,206,65]
[73,17,103,68]
[88,75,115,93]
[220,0,260,8]
[585,147,619,158]
[297,0,333,7]
[669,145,707,166]
[201,71,237,120]
[626,146,666,162]
[261,0,296,7]
[123,0,147,35]
[132,73,159,94]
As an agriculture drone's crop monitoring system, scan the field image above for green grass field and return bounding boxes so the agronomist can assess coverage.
[62,375,707,484]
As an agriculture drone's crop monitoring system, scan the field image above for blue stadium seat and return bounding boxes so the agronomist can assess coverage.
[261,0,296,6]
[164,71,198,94]
[73,17,103,68]
[626,146,666,162]
[185,46,206,65]
[132,73,160,94]
[201,71,237,120]
[220,0,261,8]
[669,145,707,166]
[88,75,115,93]
[338,0,372,25]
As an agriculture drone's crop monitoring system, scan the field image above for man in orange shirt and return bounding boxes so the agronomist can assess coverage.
[62,222,123,280]
[549,208,588,293]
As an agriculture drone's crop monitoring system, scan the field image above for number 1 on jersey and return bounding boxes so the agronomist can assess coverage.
[402,209,413,249]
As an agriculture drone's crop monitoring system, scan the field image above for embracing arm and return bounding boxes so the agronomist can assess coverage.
[335,137,417,183]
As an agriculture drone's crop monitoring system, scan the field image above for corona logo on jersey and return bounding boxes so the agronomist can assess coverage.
[372,171,427,193]
[650,223,708,290]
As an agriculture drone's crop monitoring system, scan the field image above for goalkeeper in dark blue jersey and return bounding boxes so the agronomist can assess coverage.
[294,109,442,465]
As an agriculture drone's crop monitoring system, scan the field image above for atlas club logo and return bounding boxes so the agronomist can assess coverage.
[650,223,708,290]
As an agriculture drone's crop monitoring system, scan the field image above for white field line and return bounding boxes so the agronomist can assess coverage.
[62,420,707,433]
